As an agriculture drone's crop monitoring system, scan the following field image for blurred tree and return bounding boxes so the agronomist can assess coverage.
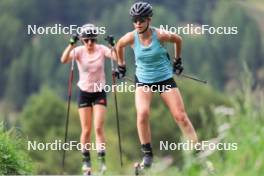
[239,21,263,88]
[210,0,263,90]
[182,35,214,85]
[0,14,23,98]
[4,34,72,109]
[184,0,206,24]
[19,86,81,174]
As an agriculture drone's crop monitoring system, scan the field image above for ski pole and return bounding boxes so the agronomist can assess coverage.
[111,59,123,167]
[167,52,207,84]
[62,52,75,171]
[105,35,123,167]
[179,73,207,84]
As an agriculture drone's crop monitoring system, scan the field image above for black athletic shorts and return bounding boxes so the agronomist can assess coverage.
[135,76,177,93]
[78,89,107,108]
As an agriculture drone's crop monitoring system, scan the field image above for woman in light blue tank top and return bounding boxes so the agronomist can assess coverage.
[115,2,198,169]
[133,27,172,83]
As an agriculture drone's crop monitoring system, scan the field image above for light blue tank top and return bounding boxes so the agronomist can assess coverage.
[133,27,173,83]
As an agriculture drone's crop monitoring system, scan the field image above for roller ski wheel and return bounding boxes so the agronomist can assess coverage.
[98,163,107,175]
[134,162,144,175]
[82,168,92,176]
[134,160,152,175]
[82,162,92,176]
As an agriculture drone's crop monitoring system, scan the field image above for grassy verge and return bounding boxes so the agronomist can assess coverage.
[0,122,33,175]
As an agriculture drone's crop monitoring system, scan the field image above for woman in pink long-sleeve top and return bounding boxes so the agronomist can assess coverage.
[61,23,116,175]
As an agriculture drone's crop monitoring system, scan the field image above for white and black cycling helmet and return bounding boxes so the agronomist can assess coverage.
[130,2,153,17]
[80,23,98,39]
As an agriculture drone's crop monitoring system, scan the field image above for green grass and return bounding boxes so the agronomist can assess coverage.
[0,122,33,175]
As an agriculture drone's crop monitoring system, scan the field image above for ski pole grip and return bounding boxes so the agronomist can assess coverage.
[105,35,115,46]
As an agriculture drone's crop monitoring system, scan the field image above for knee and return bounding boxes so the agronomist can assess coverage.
[82,128,91,138]
[173,109,187,122]
[137,109,150,125]
[137,108,150,118]
[95,126,104,136]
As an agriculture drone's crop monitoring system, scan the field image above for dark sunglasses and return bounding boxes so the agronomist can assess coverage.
[83,38,96,43]
[131,17,148,23]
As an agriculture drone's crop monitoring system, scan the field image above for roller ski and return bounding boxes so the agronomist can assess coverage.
[82,159,92,176]
[134,155,153,175]
[98,155,107,175]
